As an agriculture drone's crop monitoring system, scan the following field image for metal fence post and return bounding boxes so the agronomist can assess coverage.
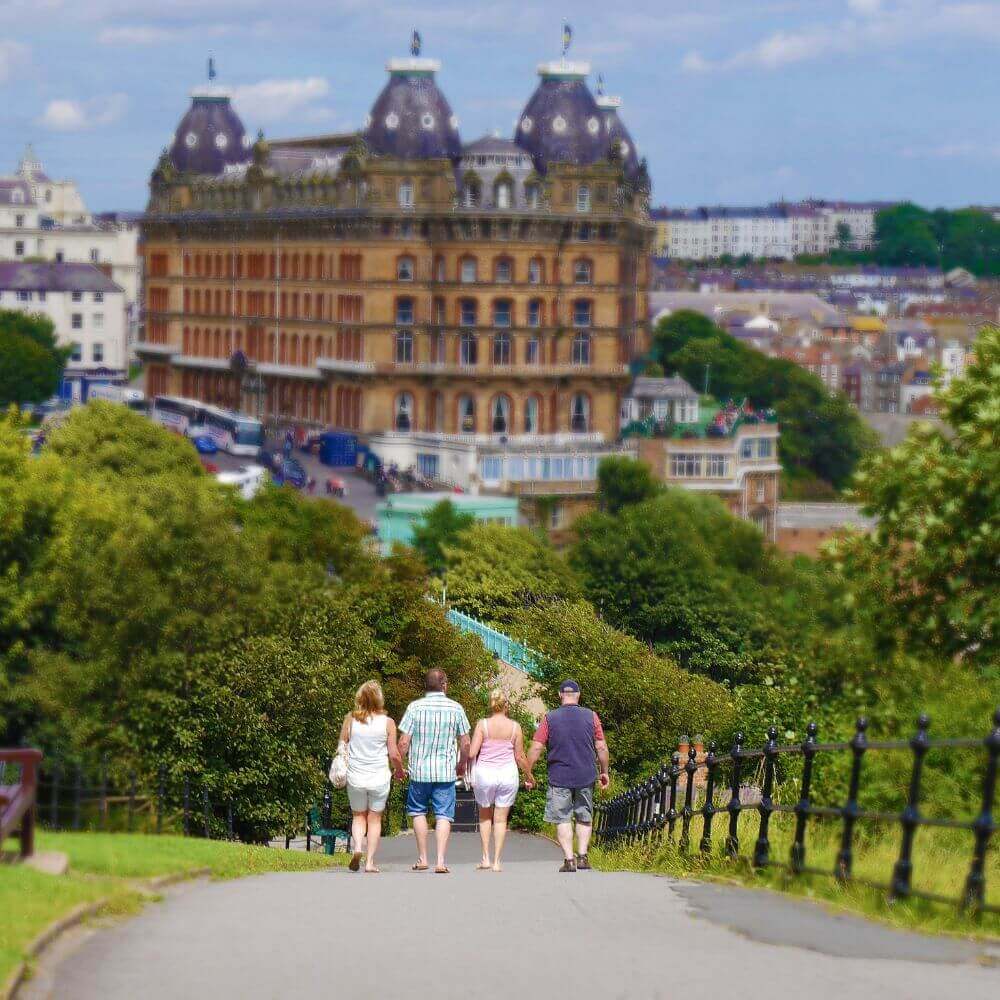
[680,745,698,854]
[202,786,212,839]
[836,717,868,881]
[73,763,83,831]
[726,732,744,857]
[99,754,108,831]
[790,722,818,873]
[963,708,1000,914]
[128,772,137,833]
[753,727,779,868]
[699,742,718,855]
[227,801,235,841]
[182,775,190,837]
[666,752,680,842]
[157,765,165,835]
[890,715,930,900]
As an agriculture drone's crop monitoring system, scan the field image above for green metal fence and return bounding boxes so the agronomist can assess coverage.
[444,607,542,678]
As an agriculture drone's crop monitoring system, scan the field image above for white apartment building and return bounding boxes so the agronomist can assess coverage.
[653,201,894,261]
[0,147,140,352]
[0,261,126,401]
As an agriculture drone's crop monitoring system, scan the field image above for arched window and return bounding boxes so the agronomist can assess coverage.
[398,179,414,209]
[494,257,513,283]
[525,183,541,209]
[394,392,414,431]
[572,331,591,365]
[490,394,511,434]
[428,390,444,432]
[397,256,414,281]
[394,330,414,364]
[396,297,414,325]
[572,299,593,327]
[433,255,446,282]
[577,184,591,213]
[492,299,512,328]
[524,395,541,434]
[495,180,512,210]
[290,334,300,365]
[291,254,300,279]
[528,258,544,284]
[570,393,591,432]
[528,299,543,328]
[463,178,481,208]
[573,259,593,285]
[460,331,478,367]
[526,334,541,365]
[492,331,511,366]
[458,394,476,433]
[459,256,478,283]
[459,298,477,327]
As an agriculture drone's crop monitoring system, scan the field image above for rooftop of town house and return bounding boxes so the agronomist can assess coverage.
[627,375,699,401]
[849,315,887,333]
[0,261,122,293]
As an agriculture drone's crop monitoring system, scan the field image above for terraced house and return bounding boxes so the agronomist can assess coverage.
[138,41,653,494]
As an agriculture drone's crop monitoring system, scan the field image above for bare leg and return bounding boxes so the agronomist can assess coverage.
[365,811,383,871]
[478,806,494,867]
[350,810,367,870]
[556,822,575,860]
[492,806,510,871]
[412,814,429,867]
[576,821,593,858]
[435,817,452,869]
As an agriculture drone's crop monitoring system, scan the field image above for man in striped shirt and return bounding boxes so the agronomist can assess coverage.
[398,669,471,873]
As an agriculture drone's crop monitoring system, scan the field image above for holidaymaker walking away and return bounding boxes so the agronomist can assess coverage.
[526,679,610,872]
[341,681,405,873]
[469,689,533,872]
[398,669,471,874]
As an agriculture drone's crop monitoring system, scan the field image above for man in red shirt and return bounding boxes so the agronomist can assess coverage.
[526,680,610,872]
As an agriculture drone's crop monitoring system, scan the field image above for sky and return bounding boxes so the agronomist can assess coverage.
[2,0,999,212]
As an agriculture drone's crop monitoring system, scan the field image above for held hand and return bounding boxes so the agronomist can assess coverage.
[598,772,611,790]
[524,774,536,790]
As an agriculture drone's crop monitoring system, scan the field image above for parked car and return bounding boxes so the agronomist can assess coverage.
[191,435,218,455]
[216,464,268,501]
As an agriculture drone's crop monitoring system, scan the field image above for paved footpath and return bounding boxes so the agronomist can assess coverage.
[26,834,1000,1000]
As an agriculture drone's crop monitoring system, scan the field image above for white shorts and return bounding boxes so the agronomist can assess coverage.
[347,780,391,814]
[472,765,519,809]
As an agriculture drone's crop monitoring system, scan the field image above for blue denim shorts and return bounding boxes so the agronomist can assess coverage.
[406,781,456,821]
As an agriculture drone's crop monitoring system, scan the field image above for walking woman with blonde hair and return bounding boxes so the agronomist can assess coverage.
[469,689,532,871]
[340,680,405,873]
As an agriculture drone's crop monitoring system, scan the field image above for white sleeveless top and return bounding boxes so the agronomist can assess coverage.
[347,714,391,789]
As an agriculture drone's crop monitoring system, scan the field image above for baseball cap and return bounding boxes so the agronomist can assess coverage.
[559,679,581,693]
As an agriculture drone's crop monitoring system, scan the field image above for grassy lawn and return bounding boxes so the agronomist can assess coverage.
[0,832,342,987]
[592,811,1000,940]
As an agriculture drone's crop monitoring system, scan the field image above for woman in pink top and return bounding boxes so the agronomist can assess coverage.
[469,689,532,871]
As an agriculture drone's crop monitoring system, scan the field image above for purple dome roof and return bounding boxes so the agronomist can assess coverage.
[596,94,640,178]
[364,58,462,161]
[168,92,251,175]
[514,61,606,171]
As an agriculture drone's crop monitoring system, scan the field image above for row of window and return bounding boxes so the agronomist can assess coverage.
[479,453,604,484]
[1,289,102,304]
[670,453,732,479]
[397,255,592,285]
[395,297,593,329]
[69,342,106,363]
[392,391,592,435]
[10,240,102,261]
[739,437,775,460]
[393,330,592,367]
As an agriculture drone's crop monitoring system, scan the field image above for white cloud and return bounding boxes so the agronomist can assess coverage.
[683,2,1000,73]
[231,77,330,122]
[39,93,129,131]
[0,41,30,84]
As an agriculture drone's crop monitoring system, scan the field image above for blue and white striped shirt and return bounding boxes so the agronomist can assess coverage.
[399,692,471,783]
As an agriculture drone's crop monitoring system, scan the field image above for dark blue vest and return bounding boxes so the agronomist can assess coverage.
[545,704,597,789]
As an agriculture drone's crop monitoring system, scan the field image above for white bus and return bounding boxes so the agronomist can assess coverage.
[87,384,147,412]
[199,404,264,456]
[151,395,209,437]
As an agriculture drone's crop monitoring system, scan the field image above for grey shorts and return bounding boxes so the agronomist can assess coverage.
[544,785,594,825]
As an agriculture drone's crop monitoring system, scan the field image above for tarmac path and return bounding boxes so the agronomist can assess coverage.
[26,834,1000,1000]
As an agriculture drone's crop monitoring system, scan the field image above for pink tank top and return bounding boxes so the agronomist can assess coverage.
[477,718,517,768]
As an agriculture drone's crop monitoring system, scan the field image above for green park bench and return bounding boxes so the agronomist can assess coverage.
[305,804,350,855]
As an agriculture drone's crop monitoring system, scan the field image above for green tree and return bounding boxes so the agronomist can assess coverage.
[513,599,735,780]
[938,208,1000,278]
[829,325,1000,670]
[835,220,853,251]
[873,203,941,267]
[442,523,581,627]
[410,499,475,575]
[0,311,68,406]
[596,456,661,514]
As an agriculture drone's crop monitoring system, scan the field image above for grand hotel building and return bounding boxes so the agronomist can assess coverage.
[138,45,654,492]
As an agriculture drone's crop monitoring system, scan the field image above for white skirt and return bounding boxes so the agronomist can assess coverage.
[472,763,519,809]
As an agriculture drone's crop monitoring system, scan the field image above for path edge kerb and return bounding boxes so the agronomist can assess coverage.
[1,866,213,1000]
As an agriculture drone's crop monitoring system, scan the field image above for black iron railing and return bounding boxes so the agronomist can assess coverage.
[595,710,1000,916]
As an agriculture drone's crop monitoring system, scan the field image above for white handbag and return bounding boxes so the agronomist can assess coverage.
[329,739,349,789]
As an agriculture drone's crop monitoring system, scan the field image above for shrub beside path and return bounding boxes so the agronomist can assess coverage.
[25,834,1000,999]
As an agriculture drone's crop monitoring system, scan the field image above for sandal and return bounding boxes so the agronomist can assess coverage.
[476,863,492,871]
[349,852,363,872]
[435,866,451,874]
[411,863,429,871]
[365,866,381,874]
